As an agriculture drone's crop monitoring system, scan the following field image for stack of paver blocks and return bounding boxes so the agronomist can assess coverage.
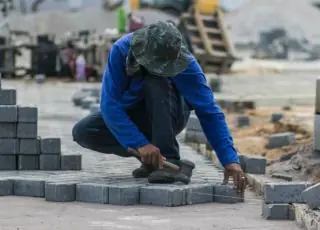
[72,88,100,111]
[184,114,207,145]
[0,84,82,171]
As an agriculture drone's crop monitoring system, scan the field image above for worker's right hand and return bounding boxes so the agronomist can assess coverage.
[138,144,165,169]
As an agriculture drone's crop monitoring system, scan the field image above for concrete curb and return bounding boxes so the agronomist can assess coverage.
[293,204,320,230]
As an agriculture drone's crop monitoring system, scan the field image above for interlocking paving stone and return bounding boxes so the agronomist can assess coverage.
[40,138,61,154]
[18,106,38,123]
[108,184,140,205]
[0,89,17,105]
[235,115,250,128]
[17,155,40,170]
[0,105,18,122]
[19,139,40,155]
[60,155,82,170]
[45,182,76,202]
[0,139,19,154]
[40,155,61,170]
[214,183,244,203]
[301,183,320,210]
[0,155,16,170]
[262,203,290,220]
[0,123,17,138]
[241,155,267,174]
[0,179,13,196]
[266,132,296,149]
[76,183,109,204]
[13,179,45,197]
[17,123,38,139]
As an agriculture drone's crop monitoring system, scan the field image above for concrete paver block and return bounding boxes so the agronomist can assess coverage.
[140,185,185,207]
[76,183,109,204]
[0,179,13,196]
[18,107,38,123]
[40,138,61,154]
[81,96,98,109]
[185,130,207,144]
[0,106,18,122]
[214,183,243,203]
[17,155,40,170]
[264,182,311,204]
[242,155,267,174]
[45,182,76,202]
[13,179,45,197]
[266,132,295,149]
[235,115,250,128]
[0,139,18,154]
[109,184,140,205]
[40,155,61,170]
[184,184,214,205]
[0,89,16,105]
[301,183,320,210]
[186,115,202,131]
[262,203,290,220]
[60,155,82,170]
[19,139,40,155]
[0,123,17,138]
[271,113,284,123]
[17,123,37,139]
[0,155,16,170]
[89,103,100,113]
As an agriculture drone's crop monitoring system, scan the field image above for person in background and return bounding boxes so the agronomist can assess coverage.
[60,41,76,80]
[128,13,145,32]
[75,50,86,82]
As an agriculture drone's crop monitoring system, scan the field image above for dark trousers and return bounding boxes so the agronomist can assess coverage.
[72,75,191,160]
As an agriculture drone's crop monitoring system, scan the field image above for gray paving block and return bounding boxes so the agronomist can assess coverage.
[184,184,214,205]
[45,182,76,202]
[235,115,250,128]
[109,184,140,205]
[19,139,40,155]
[0,155,16,170]
[40,138,61,154]
[213,183,243,203]
[0,139,19,154]
[140,185,185,207]
[266,132,295,149]
[18,106,38,123]
[17,155,39,170]
[242,155,267,174]
[301,183,320,210]
[60,155,82,170]
[271,113,284,123]
[17,123,37,139]
[0,123,17,138]
[0,179,13,196]
[76,183,109,204]
[186,115,202,131]
[89,103,100,113]
[13,179,45,197]
[264,182,311,204]
[81,96,98,109]
[262,203,290,220]
[0,89,16,105]
[185,130,207,144]
[40,155,61,170]
[0,105,18,122]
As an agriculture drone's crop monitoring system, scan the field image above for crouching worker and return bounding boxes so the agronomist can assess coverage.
[72,21,245,191]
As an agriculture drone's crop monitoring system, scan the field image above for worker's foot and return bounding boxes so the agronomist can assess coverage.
[132,164,154,178]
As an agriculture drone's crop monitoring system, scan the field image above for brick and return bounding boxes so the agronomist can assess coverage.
[213,183,243,203]
[0,139,18,154]
[235,115,250,128]
[140,185,184,207]
[271,113,284,123]
[60,155,82,170]
[0,155,16,170]
[17,155,39,170]
[109,184,140,205]
[19,139,40,155]
[184,184,214,205]
[89,103,100,114]
[266,132,295,149]
[13,179,45,197]
[0,123,17,138]
[40,155,60,170]
[76,183,109,204]
[45,182,76,202]
[40,138,61,154]
[0,179,13,196]
[17,123,37,139]
[242,155,266,174]
[81,96,97,109]
[186,115,202,131]
[264,182,311,204]
[185,130,207,144]
[262,203,290,220]
[18,106,38,123]
[301,183,320,210]
[0,105,18,122]
[0,89,16,105]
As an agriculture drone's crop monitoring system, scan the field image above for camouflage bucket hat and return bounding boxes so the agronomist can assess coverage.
[131,21,190,77]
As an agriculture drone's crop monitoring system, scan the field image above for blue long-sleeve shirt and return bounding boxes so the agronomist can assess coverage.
[100,33,239,166]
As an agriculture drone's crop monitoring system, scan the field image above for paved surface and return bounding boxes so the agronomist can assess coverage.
[0,79,301,229]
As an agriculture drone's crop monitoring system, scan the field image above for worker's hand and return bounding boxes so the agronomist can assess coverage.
[138,144,165,169]
[223,163,246,196]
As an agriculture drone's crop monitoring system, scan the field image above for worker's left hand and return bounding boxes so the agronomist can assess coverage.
[223,163,246,196]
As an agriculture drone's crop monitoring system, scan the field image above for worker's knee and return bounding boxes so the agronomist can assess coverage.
[72,119,88,144]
